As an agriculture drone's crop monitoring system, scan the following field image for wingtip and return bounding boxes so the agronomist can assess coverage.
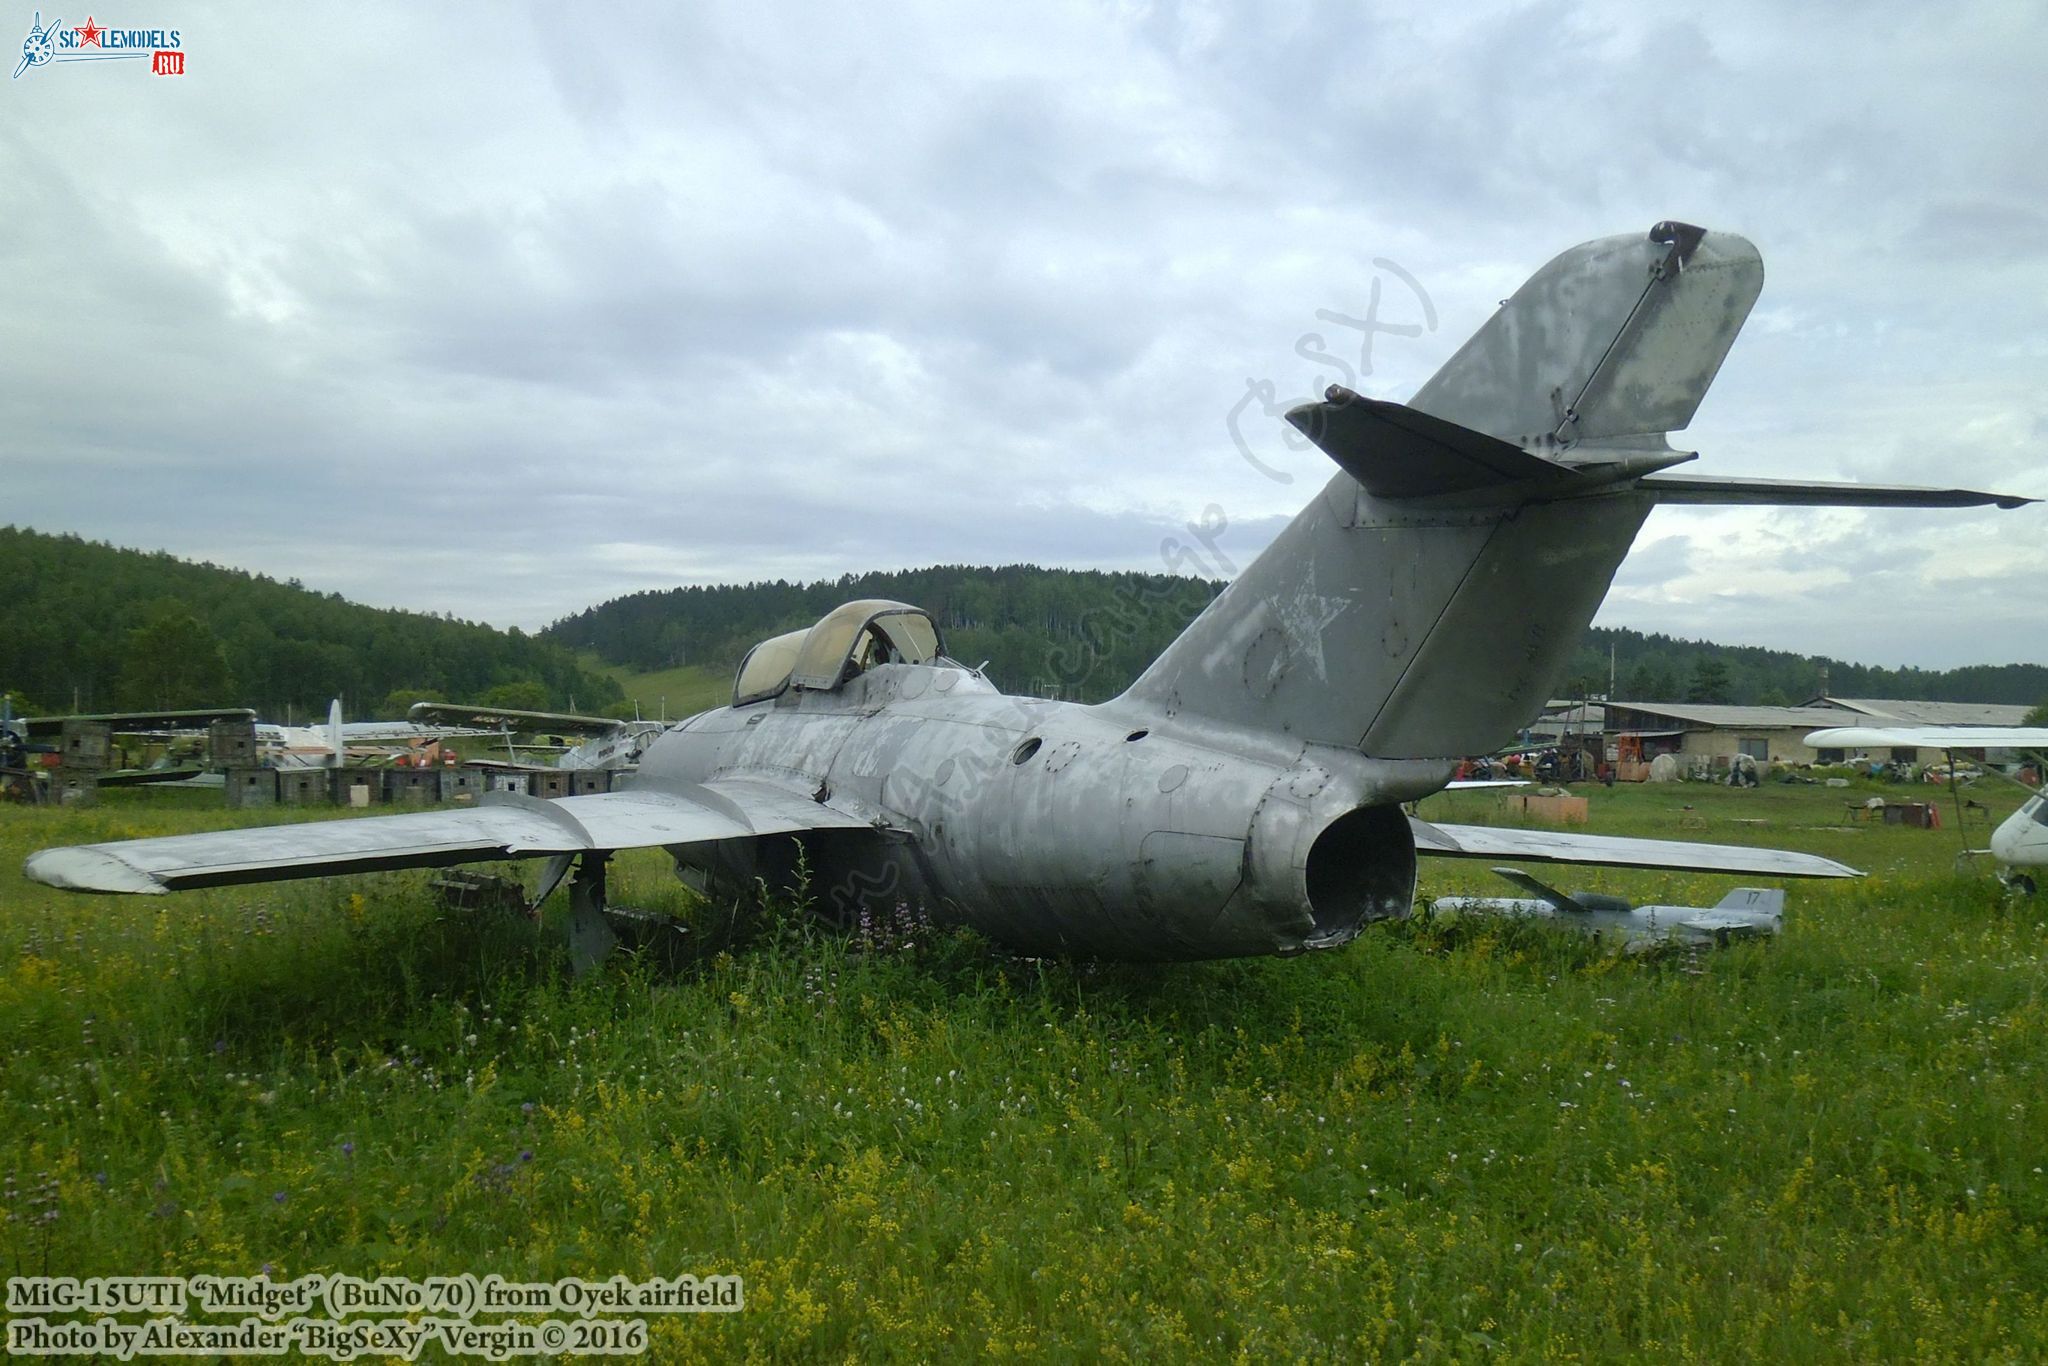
[24,847,169,894]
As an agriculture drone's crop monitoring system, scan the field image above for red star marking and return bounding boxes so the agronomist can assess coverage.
[75,17,103,46]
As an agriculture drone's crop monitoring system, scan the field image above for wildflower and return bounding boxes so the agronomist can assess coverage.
[272,1191,287,1205]
[340,1142,355,1159]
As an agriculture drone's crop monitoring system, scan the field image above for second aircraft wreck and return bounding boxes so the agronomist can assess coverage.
[25,223,2034,962]
[1432,868,1785,950]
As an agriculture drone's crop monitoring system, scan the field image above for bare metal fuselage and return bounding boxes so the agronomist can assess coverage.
[640,662,1443,960]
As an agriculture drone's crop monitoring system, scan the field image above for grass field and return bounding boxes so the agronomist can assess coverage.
[577,653,729,723]
[1,777,2043,1359]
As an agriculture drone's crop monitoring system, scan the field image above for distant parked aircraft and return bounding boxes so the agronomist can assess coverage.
[1432,867,1785,949]
[406,703,665,772]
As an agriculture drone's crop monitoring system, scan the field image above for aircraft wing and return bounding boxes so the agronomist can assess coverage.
[19,708,258,738]
[1409,817,1859,878]
[23,779,873,895]
[409,702,632,737]
[1804,726,2048,751]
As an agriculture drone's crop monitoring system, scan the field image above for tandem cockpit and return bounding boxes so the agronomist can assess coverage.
[731,599,961,707]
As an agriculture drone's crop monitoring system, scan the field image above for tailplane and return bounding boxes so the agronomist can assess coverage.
[1120,223,2028,758]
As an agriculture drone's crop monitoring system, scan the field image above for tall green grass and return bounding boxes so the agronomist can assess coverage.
[1,780,2042,1359]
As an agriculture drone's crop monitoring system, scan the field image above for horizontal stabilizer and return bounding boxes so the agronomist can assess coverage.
[1286,391,1562,500]
[1411,817,1859,878]
[1488,866,1589,912]
[1640,472,2034,509]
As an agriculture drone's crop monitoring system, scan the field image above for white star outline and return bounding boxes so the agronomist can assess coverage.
[1274,563,1348,683]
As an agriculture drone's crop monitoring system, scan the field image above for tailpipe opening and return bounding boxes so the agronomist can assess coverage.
[1303,805,1417,948]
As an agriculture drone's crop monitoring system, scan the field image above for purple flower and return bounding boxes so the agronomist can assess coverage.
[518,1149,533,1163]
[340,1142,355,1159]
[272,1191,287,1205]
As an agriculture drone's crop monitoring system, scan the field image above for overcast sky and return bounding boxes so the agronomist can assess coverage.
[4,1,2043,670]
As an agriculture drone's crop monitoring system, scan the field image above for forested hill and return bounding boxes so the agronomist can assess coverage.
[545,565,1225,704]
[548,563,2048,709]
[0,527,623,718]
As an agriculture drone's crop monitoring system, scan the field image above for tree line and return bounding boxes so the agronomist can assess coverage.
[1557,627,2048,709]
[9,528,2037,724]
[550,565,2048,711]
[544,565,1224,704]
[0,527,624,719]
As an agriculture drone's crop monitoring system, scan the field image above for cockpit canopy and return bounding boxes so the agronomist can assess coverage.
[732,600,945,707]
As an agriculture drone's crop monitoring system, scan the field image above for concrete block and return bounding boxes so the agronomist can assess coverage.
[53,768,98,806]
[439,767,485,802]
[486,771,531,797]
[59,721,111,771]
[277,769,330,805]
[225,767,277,808]
[208,720,259,769]
[383,769,441,804]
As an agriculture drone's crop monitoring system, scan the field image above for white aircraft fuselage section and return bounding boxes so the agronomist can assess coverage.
[1990,795,2048,877]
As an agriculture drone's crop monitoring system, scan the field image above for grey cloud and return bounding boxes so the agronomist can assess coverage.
[3,1,2043,674]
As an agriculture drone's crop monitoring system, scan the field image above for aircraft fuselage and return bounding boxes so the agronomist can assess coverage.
[1989,794,2048,890]
[638,662,1446,959]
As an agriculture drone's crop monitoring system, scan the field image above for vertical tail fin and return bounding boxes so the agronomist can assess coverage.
[1121,224,1763,757]
[1712,887,1785,918]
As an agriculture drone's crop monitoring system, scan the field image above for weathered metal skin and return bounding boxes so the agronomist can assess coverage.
[640,663,1446,959]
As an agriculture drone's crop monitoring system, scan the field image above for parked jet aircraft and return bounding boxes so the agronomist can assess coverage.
[23,224,2034,963]
[1805,726,2048,894]
[406,703,665,772]
[257,699,492,769]
[1431,867,1785,949]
